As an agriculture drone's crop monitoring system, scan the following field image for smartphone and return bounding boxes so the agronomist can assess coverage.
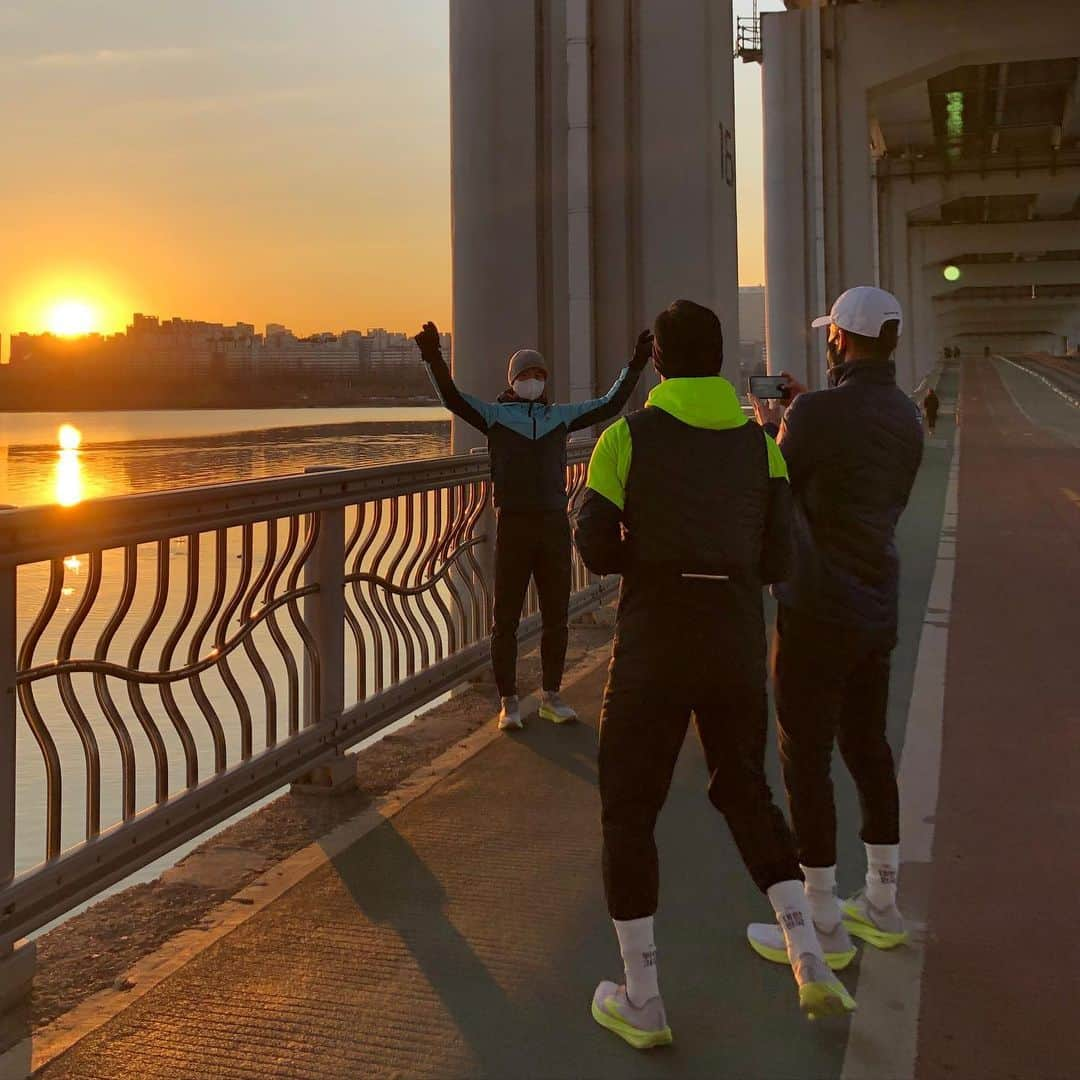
[748,374,789,400]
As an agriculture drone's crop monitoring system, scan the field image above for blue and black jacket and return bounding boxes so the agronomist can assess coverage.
[423,347,647,512]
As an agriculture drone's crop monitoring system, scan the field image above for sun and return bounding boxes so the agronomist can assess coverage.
[58,424,82,451]
[46,300,98,337]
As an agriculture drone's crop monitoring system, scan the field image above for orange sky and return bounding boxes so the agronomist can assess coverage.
[1,1,776,352]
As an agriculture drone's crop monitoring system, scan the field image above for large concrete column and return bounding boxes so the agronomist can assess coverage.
[449,2,546,451]
[636,1,740,355]
[762,10,821,387]
[451,0,738,443]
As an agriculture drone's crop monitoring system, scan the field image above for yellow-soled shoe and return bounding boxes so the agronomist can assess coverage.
[538,692,577,724]
[747,920,857,971]
[591,982,673,1050]
[842,891,909,950]
[793,954,857,1021]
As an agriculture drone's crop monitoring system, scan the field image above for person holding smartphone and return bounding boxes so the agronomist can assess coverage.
[414,321,650,731]
[746,287,924,971]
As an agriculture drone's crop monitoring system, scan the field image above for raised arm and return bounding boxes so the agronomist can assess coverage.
[414,321,496,435]
[573,418,633,575]
[562,330,654,433]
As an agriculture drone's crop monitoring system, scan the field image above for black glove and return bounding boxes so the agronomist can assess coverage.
[631,329,654,370]
[414,321,442,364]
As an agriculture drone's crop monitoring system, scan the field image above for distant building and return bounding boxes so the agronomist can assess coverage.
[2,313,450,408]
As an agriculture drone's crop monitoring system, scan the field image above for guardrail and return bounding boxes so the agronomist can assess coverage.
[0,445,609,948]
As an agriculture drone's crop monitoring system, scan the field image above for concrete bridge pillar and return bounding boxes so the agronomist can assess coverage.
[449,1,738,452]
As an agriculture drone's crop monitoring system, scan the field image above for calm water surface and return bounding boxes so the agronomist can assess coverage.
[0,406,449,507]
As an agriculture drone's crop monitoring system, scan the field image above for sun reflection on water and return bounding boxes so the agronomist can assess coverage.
[54,425,84,506]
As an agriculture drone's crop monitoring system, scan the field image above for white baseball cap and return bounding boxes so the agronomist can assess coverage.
[811,286,904,338]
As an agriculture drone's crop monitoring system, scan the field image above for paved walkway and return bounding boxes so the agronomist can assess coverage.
[32,359,1079,1079]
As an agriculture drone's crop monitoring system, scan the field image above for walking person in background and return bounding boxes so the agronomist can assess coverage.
[923,386,940,436]
[747,287,923,973]
[575,300,856,1052]
[414,321,650,732]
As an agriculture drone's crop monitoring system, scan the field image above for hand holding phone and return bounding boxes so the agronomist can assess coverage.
[748,374,790,401]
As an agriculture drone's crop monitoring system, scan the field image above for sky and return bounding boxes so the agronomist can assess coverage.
[1,0,780,347]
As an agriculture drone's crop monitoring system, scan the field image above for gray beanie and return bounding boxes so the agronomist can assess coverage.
[507,348,548,385]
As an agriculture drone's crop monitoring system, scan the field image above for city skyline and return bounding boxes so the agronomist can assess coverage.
[1,2,778,346]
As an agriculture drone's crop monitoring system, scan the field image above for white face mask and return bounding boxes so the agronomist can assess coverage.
[513,377,545,401]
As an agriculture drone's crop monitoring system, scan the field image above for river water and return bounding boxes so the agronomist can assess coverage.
[2,407,452,921]
[0,407,449,508]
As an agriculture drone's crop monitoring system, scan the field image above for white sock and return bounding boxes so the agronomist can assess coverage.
[767,880,823,963]
[801,864,843,932]
[613,917,659,1004]
[865,843,900,908]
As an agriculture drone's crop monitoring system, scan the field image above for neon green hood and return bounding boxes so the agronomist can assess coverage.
[645,377,748,431]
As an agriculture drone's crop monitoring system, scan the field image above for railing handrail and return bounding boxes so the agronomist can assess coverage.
[0,444,595,568]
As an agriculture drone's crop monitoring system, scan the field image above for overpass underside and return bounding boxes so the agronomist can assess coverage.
[762,0,1080,389]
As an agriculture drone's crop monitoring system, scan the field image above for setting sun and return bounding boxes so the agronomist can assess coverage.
[58,424,82,451]
[47,300,98,338]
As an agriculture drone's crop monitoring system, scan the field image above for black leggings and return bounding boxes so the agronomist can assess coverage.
[490,510,572,698]
[599,606,801,920]
[773,605,900,868]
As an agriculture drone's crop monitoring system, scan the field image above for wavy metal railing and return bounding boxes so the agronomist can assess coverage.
[0,446,610,947]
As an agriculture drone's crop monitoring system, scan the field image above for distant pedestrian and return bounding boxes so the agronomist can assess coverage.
[924,387,939,436]
[749,287,924,974]
[575,300,855,1051]
[414,321,649,731]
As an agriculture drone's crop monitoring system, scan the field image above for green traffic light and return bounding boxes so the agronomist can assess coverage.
[943,265,961,282]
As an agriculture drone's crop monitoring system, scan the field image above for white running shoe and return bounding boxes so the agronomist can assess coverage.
[497,696,523,731]
[538,691,577,724]
[747,919,857,971]
[591,981,673,1050]
[792,953,857,1020]
[842,890,909,949]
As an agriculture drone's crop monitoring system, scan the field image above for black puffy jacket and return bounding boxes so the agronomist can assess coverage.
[771,360,924,631]
[574,377,792,650]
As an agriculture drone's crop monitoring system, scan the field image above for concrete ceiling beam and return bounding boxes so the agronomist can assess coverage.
[927,261,1080,294]
[915,219,1080,264]
[885,169,1080,222]
[848,0,1080,101]
[1035,190,1080,217]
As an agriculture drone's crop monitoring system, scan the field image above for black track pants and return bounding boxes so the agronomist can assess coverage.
[490,510,572,698]
[773,604,901,869]
[598,589,801,920]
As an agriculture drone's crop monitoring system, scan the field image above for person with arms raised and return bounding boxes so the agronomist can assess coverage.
[414,320,650,731]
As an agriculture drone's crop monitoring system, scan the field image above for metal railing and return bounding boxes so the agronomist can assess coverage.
[0,446,609,947]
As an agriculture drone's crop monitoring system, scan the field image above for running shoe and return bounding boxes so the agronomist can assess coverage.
[590,982,673,1050]
[497,696,523,731]
[538,691,578,724]
[747,919,857,971]
[842,890,909,949]
[793,953,857,1021]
